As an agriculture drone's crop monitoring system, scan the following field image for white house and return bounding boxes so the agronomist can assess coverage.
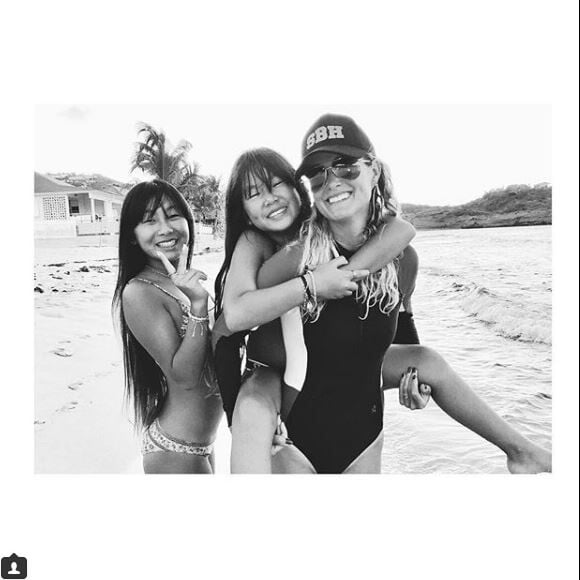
[34,173,126,238]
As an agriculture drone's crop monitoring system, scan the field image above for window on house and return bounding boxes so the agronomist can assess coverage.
[42,195,68,220]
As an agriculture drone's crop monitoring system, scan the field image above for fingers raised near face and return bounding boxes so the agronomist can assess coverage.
[177,245,188,274]
[156,250,177,276]
[183,270,208,284]
[188,271,207,286]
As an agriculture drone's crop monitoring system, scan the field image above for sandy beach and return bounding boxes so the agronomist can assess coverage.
[35,228,552,474]
[34,233,232,474]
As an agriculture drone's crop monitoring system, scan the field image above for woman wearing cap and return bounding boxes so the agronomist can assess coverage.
[250,113,551,473]
[212,147,418,472]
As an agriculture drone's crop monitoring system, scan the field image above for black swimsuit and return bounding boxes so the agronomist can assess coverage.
[285,267,400,473]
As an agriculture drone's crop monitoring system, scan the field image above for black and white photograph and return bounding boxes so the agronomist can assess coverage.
[3,1,578,578]
[34,104,553,476]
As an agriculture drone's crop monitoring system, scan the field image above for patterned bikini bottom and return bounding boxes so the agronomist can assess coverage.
[142,419,214,457]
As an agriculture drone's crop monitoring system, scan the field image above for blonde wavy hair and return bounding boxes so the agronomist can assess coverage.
[298,158,401,322]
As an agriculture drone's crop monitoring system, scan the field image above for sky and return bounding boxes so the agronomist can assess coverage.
[35,104,551,206]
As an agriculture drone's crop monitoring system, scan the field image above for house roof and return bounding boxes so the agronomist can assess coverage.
[34,173,87,194]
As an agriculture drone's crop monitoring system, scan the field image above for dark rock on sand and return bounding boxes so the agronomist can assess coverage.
[52,345,73,357]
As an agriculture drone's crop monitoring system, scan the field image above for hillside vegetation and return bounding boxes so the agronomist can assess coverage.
[401,183,551,229]
[49,172,129,194]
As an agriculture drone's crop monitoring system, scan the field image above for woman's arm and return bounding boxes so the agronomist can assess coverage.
[397,244,419,314]
[122,283,209,387]
[257,216,415,288]
[341,215,415,272]
[393,245,421,345]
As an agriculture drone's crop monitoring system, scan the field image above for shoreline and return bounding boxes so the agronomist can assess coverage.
[416,221,551,230]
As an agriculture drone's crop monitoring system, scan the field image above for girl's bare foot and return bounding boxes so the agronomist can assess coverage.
[507,442,552,474]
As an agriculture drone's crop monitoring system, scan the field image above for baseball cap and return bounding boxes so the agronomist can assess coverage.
[296,113,375,176]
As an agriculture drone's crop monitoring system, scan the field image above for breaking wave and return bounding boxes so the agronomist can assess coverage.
[447,280,552,345]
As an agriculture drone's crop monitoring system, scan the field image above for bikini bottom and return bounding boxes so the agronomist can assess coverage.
[142,419,214,457]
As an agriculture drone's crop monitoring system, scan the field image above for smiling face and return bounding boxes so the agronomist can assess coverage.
[242,174,302,234]
[133,197,190,267]
[304,153,379,224]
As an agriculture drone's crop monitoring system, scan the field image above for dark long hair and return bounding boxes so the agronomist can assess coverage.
[214,148,311,317]
[112,179,195,429]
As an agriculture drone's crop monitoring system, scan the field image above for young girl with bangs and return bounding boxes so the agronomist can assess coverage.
[113,179,222,474]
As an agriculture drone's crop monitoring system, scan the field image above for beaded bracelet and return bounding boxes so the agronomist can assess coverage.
[188,312,210,337]
[302,269,318,314]
[304,269,317,302]
[299,275,312,312]
[299,274,312,300]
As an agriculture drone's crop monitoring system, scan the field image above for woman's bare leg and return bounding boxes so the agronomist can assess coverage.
[207,450,216,474]
[382,345,552,473]
[272,445,317,474]
[230,367,282,474]
[343,431,384,474]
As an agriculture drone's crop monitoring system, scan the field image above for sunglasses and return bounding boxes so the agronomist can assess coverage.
[300,158,372,192]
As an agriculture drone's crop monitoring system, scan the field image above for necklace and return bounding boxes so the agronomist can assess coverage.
[145,265,172,278]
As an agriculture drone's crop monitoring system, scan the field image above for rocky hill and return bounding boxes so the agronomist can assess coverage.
[401,183,551,229]
[48,172,129,195]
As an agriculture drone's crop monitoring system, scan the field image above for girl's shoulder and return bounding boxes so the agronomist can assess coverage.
[235,229,277,260]
[240,228,275,247]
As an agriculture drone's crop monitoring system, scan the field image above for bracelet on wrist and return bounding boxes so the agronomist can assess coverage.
[188,311,210,337]
[305,269,317,302]
[299,274,312,300]
[301,269,318,315]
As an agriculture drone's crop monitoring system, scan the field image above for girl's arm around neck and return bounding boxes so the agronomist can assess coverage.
[222,230,306,333]
[122,282,209,388]
[346,215,415,273]
[256,216,415,289]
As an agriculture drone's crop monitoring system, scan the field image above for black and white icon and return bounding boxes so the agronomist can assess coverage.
[1,554,27,579]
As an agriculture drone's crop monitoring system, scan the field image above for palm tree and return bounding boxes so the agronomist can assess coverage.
[187,175,222,222]
[130,123,201,193]
[131,123,224,231]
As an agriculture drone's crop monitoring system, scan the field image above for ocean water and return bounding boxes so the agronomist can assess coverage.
[381,225,552,474]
